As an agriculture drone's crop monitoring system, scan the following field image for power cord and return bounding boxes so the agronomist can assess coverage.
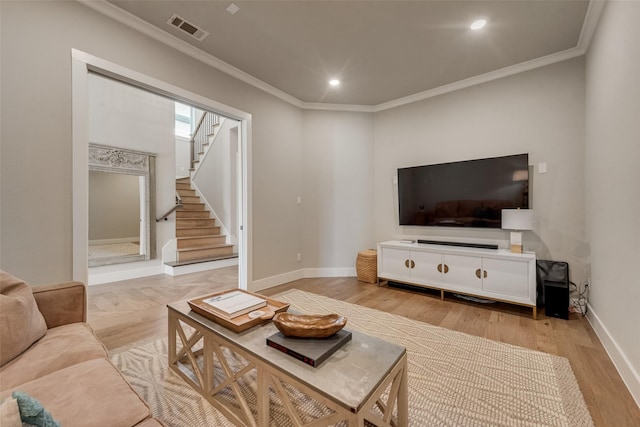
[569,280,589,316]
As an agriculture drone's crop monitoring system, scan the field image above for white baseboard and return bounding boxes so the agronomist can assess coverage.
[250,267,357,291]
[303,267,357,278]
[88,261,164,285]
[250,269,304,292]
[89,258,238,284]
[164,258,238,276]
[586,303,640,408]
[89,237,139,245]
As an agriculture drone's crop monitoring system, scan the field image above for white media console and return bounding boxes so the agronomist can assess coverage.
[377,240,538,319]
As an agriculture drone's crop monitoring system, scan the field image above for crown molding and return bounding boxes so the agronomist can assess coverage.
[300,102,375,113]
[374,47,585,112]
[78,0,304,109]
[79,0,605,114]
[577,0,607,51]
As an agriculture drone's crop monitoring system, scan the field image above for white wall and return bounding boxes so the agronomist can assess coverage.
[88,74,176,256]
[175,136,191,179]
[585,0,640,404]
[0,0,302,284]
[373,57,588,284]
[302,111,375,273]
[193,118,240,244]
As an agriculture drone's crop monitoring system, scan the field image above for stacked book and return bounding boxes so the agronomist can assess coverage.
[266,330,352,368]
[202,290,267,319]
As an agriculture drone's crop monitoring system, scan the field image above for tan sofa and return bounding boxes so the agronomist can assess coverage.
[0,270,163,427]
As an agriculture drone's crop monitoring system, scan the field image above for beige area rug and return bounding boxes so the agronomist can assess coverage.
[109,289,593,427]
[88,242,140,261]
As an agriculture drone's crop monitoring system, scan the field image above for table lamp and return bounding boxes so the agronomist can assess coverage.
[501,209,533,253]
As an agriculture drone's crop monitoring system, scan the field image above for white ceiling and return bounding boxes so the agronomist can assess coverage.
[106,0,591,107]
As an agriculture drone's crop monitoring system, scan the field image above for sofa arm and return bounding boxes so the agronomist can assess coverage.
[32,281,87,328]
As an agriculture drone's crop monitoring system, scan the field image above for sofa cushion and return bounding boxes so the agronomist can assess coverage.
[0,271,47,367]
[0,323,108,391]
[0,358,152,427]
[0,396,21,427]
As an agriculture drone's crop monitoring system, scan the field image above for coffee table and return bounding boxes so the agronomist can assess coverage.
[168,299,408,426]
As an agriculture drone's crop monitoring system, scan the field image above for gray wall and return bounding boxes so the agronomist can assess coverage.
[373,58,588,284]
[89,171,140,241]
[585,0,640,398]
[302,110,375,271]
[0,0,302,284]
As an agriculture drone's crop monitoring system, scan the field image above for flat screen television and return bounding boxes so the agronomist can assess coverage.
[398,153,529,228]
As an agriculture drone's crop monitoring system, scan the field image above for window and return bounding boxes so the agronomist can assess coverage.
[175,102,193,138]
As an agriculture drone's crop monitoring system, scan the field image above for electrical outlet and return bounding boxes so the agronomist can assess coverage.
[296,196,302,205]
[296,253,302,262]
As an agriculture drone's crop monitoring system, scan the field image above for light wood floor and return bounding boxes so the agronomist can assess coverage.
[87,267,640,426]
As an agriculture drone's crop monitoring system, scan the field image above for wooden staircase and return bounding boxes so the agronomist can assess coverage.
[175,177,234,263]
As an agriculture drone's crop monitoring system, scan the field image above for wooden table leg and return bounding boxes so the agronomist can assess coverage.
[397,355,409,427]
[168,311,176,366]
[256,367,269,427]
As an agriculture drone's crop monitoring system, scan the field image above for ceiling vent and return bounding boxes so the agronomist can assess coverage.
[167,14,209,41]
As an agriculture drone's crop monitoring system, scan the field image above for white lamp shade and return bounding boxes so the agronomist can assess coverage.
[502,209,533,231]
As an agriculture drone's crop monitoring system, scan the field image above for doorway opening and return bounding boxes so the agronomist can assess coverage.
[72,50,251,289]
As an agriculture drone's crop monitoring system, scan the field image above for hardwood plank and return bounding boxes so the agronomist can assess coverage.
[87,269,640,426]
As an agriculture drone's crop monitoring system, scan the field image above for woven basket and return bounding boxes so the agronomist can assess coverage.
[356,249,378,284]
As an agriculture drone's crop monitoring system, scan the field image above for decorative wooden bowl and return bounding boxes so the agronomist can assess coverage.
[272,313,347,338]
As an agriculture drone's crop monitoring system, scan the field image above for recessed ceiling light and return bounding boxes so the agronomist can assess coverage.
[470,19,487,30]
[329,79,340,86]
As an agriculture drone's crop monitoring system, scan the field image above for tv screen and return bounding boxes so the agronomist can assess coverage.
[398,153,529,228]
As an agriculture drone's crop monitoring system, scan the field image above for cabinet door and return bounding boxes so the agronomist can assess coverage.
[379,247,411,281]
[410,251,443,285]
[482,258,530,299]
[443,254,483,291]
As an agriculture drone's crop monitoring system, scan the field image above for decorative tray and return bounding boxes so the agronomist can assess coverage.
[188,289,289,333]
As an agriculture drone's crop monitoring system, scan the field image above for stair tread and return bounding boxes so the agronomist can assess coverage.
[177,235,225,240]
[165,253,238,267]
[178,243,234,252]
[177,211,210,216]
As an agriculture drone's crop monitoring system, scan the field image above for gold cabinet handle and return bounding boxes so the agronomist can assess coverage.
[437,264,442,273]
[444,264,449,274]
[404,259,410,268]
[410,260,415,269]
[475,269,488,278]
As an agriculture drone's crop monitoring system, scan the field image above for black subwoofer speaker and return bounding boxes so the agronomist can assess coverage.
[544,281,569,319]
[537,260,569,320]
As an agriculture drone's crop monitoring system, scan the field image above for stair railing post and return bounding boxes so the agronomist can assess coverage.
[189,139,195,171]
